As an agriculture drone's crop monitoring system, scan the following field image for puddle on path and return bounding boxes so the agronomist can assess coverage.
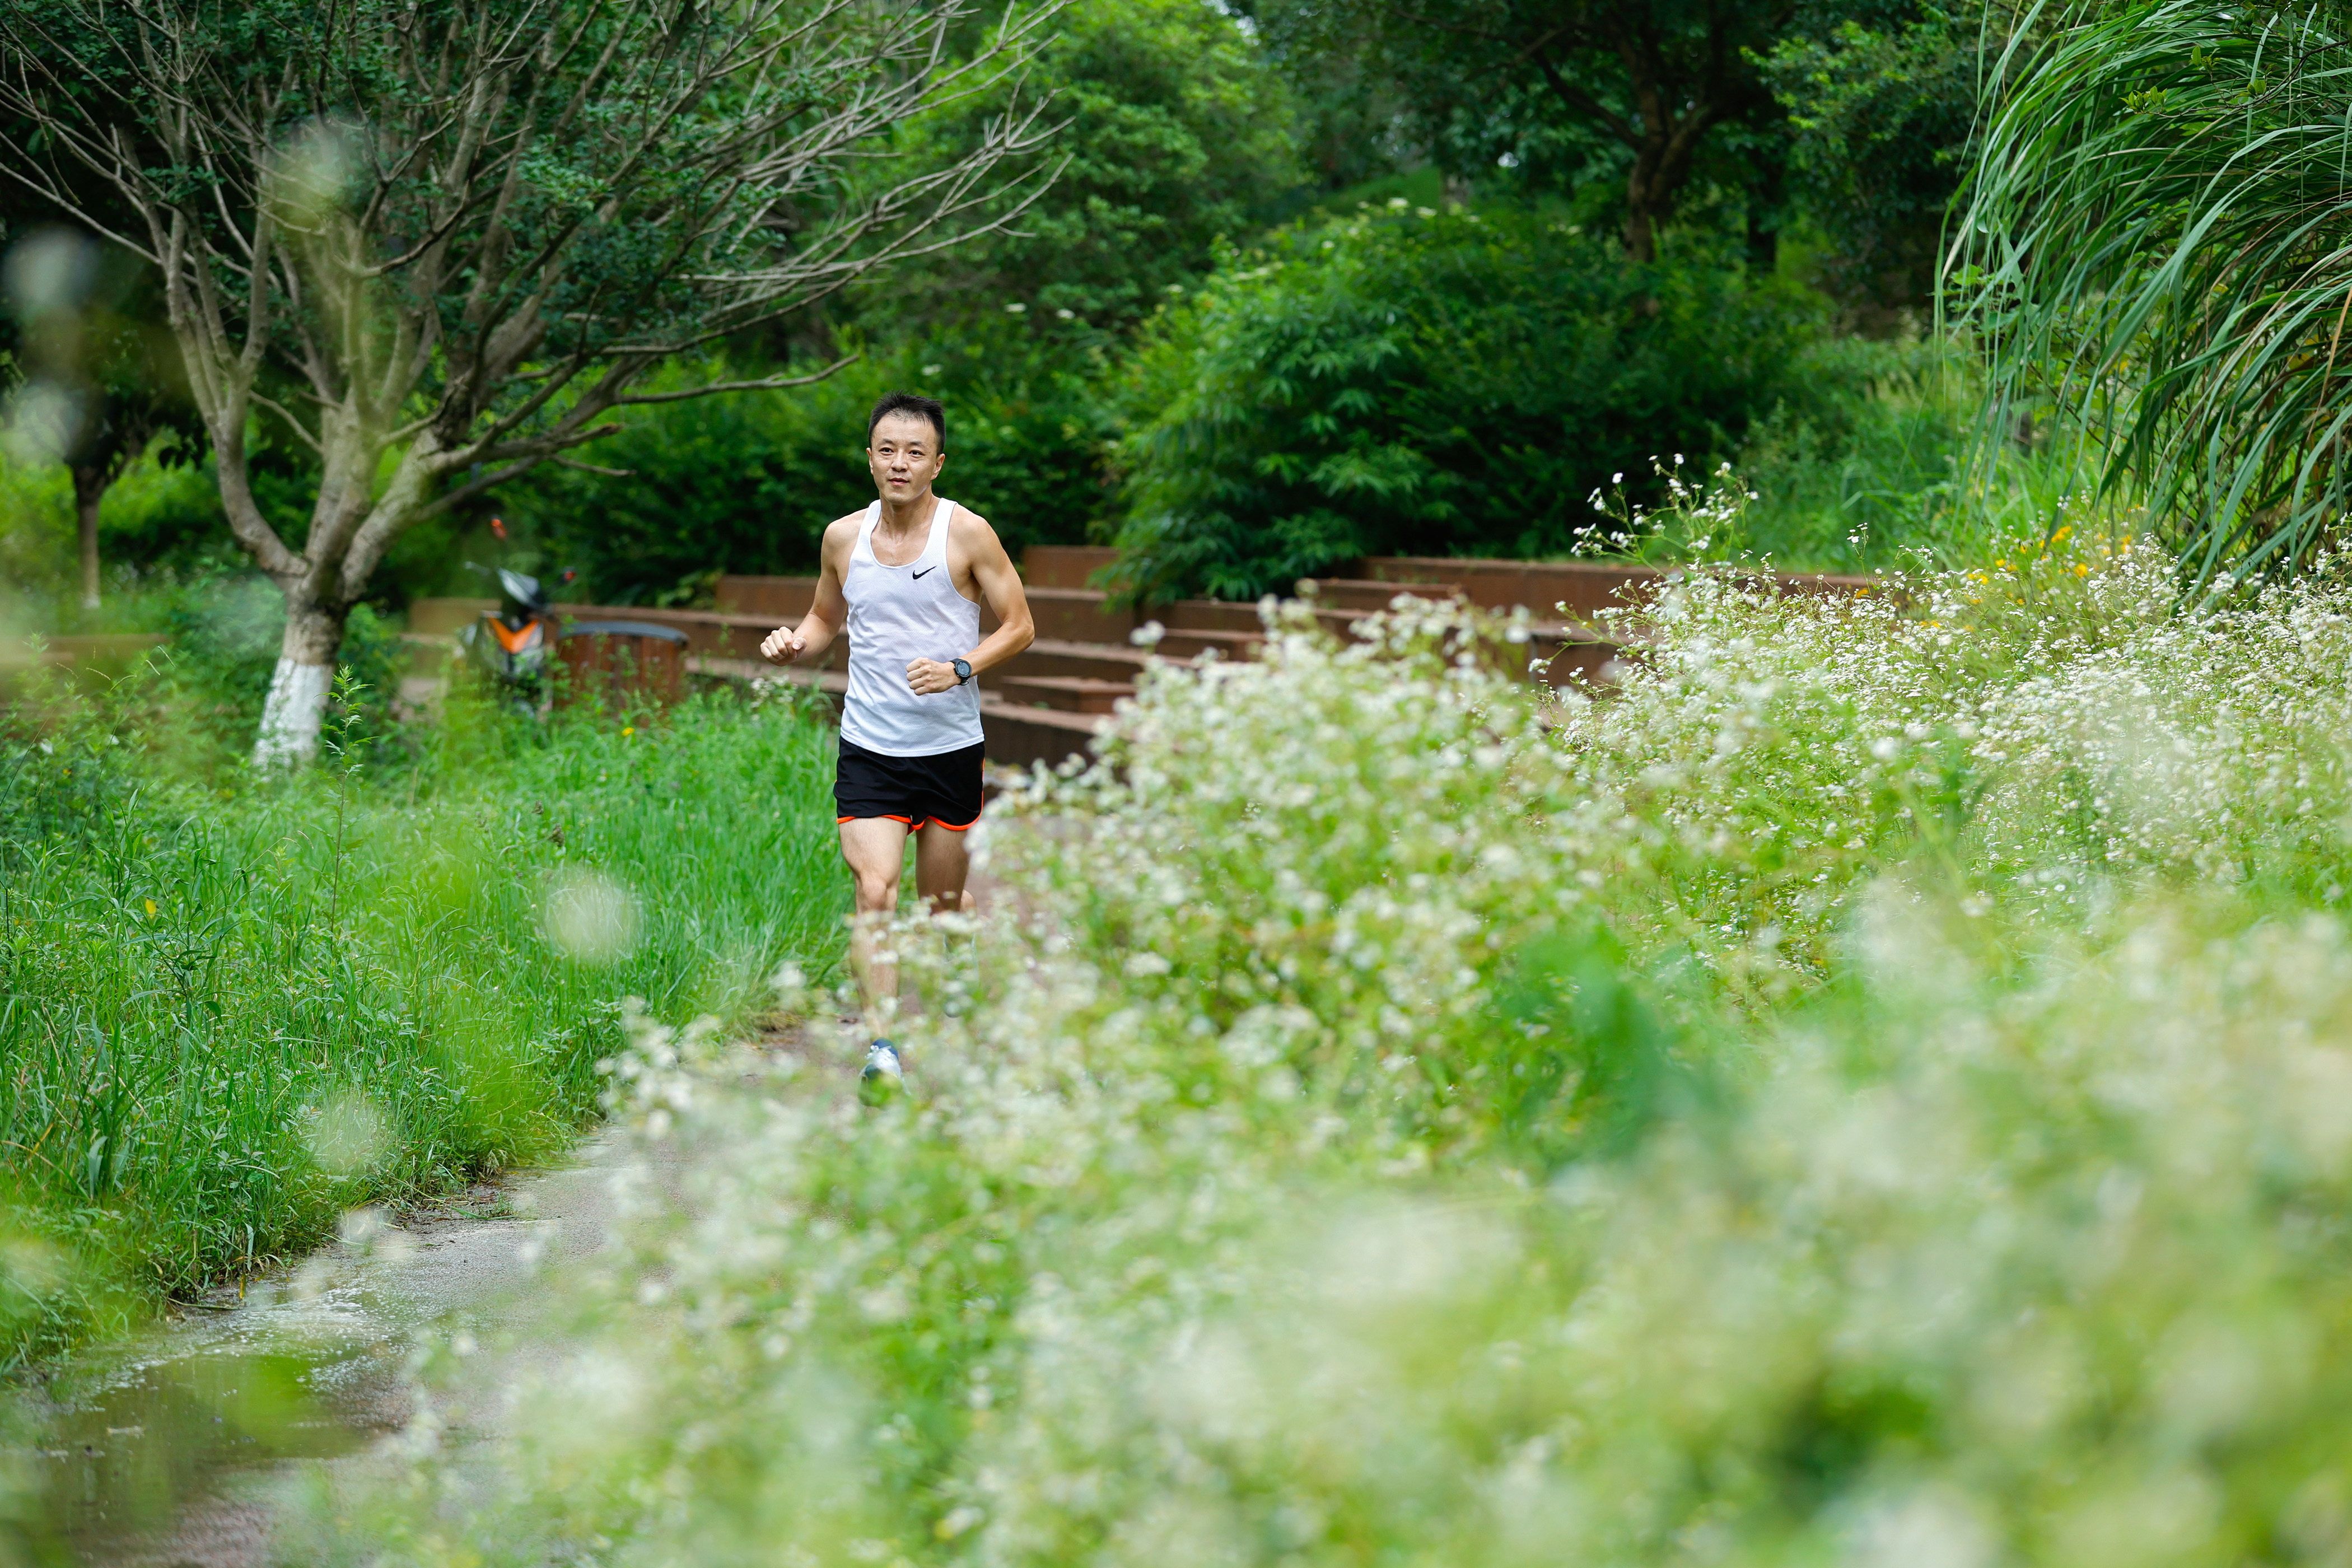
[0,1133,652,1567]
[6,1280,405,1565]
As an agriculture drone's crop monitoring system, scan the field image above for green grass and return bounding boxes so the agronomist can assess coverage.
[1606,333,2140,577]
[0,670,848,1368]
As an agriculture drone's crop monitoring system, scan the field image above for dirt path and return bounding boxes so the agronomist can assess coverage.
[7,1126,673,1567]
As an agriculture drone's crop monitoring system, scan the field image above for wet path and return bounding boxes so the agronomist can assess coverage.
[3,1129,659,1566]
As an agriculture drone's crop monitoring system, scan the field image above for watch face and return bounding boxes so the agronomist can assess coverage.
[953,659,972,682]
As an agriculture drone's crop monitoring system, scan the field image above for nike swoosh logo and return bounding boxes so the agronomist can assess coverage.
[912,566,936,579]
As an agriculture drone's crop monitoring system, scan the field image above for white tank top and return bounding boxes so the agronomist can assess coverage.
[839,496,984,757]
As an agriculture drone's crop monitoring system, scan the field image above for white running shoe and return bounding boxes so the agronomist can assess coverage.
[860,1039,904,1103]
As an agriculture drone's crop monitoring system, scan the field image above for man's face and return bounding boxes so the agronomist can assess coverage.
[868,412,945,503]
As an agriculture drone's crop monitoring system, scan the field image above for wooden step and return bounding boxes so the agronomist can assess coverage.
[687,657,849,699]
[1160,598,1264,632]
[1025,586,1134,644]
[1524,624,1634,688]
[979,697,1108,769]
[996,675,1134,714]
[1301,577,1465,612]
[713,575,820,619]
[996,637,1154,685]
[583,606,797,660]
[0,632,169,673]
[1155,598,1366,637]
[1022,545,1121,590]
[706,576,1129,643]
[1351,556,1888,620]
[1358,556,1662,619]
[688,659,1107,768]
[1149,627,1261,660]
[410,599,837,664]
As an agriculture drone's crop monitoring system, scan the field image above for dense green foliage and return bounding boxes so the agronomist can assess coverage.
[1108,206,1826,600]
[1252,0,1795,262]
[1248,0,1984,294]
[1762,5,1984,311]
[877,0,1305,338]
[0,675,847,1367]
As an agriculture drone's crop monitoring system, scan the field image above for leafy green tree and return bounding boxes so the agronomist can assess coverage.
[1235,1,1417,197]
[1761,4,1985,315]
[860,0,1307,339]
[1255,0,1793,263]
[1955,0,2352,595]
[1108,204,1826,601]
[0,0,1061,766]
[1,227,202,609]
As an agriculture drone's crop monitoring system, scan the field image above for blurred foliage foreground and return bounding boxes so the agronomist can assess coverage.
[0,675,847,1373]
[276,530,2352,1565]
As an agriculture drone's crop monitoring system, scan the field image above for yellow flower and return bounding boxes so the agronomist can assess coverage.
[143,898,157,917]
[2075,563,2090,577]
[622,726,636,738]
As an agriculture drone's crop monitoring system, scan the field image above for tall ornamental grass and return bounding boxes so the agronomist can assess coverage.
[1958,0,2352,594]
[301,540,2352,1566]
[0,682,846,1368]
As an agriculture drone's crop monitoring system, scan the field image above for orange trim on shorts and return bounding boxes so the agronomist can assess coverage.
[926,813,980,832]
[837,813,917,825]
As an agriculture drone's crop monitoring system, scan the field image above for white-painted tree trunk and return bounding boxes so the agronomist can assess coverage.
[73,468,105,611]
[250,600,346,771]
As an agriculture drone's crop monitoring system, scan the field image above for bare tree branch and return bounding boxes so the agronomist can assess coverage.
[609,356,863,406]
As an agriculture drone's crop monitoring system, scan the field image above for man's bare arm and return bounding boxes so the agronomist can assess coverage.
[760,519,855,664]
[907,512,1034,694]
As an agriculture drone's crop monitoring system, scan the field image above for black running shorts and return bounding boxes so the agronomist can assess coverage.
[834,736,984,832]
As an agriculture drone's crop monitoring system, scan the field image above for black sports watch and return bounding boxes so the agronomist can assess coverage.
[951,658,973,685]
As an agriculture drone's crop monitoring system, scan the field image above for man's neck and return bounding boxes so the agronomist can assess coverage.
[876,487,937,536]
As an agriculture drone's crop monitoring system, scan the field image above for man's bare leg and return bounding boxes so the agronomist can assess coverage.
[839,816,912,1014]
[913,820,972,915]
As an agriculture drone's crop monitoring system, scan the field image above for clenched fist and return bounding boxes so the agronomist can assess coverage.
[760,625,807,664]
[906,657,963,695]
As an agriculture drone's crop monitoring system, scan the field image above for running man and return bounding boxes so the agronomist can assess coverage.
[759,391,1035,1094]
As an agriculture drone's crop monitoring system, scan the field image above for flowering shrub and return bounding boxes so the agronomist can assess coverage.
[306,544,2352,1566]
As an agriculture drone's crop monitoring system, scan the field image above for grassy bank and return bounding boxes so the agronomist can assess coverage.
[293,531,2352,1566]
[0,676,848,1368]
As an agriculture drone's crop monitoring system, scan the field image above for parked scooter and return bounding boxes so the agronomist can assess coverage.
[457,553,689,716]
[458,561,567,713]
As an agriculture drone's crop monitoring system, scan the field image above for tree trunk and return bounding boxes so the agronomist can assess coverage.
[1623,201,1658,264]
[71,464,105,611]
[1623,138,1673,263]
[251,595,347,772]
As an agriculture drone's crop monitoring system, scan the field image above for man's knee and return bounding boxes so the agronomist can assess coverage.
[854,871,898,913]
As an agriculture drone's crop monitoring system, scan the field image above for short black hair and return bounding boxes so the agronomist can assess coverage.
[868,391,945,447]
